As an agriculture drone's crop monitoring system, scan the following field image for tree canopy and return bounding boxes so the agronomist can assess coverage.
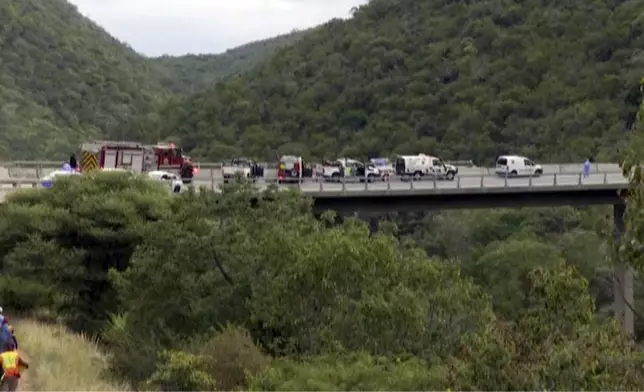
[4,0,643,164]
[3,1,644,389]
[0,0,173,160]
[141,0,644,163]
[150,29,308,95]
[0,0,309,160]
[0,174,640,390]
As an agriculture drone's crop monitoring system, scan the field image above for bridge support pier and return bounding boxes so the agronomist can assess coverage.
[613,203,634,336]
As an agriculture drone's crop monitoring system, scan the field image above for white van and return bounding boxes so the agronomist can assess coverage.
[394,154,458,180]
[495,155,543,177]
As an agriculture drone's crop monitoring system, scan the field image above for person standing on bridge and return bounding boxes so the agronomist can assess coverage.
[0,342,28,392]
[583,158,591,178]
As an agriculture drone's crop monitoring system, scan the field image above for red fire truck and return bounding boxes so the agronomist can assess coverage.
[78,140,196,177]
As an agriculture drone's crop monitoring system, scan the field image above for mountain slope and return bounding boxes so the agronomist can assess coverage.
[148,0,644,163]
[150,30,308,95]
[0,0,168,160]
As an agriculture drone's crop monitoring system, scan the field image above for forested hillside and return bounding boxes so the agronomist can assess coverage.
[0,0,167,160]
[146,0,644,163]
[150,30,308,94]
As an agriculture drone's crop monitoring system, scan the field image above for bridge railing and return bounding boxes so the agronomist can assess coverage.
[0,161,625,180]
[0,172,628,197]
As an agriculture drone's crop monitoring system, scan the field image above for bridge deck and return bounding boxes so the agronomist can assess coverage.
[0,171,630,211]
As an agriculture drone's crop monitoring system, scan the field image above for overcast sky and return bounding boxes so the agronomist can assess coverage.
[68,0,366,57]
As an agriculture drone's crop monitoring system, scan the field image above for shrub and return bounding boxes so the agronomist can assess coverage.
[146,325,267,391]
[247,352,453,391]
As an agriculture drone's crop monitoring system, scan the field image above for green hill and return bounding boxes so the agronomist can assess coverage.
[150,30,308,95]
[147,0,644,163]
[0,0,168,160]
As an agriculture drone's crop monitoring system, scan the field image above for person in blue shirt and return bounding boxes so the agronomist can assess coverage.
[583,158,591,178]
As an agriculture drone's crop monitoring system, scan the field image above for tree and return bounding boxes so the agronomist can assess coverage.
[0,172,174,332]
[146,0,644,162]
[107,181,495,384]
[457,263,644,390]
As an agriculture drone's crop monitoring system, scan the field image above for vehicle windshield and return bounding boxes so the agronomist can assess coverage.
[231,158,252,166]
[281,156,299,163]
[370,158,390,166]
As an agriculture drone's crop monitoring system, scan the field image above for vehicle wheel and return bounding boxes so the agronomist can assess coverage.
[413,171,423,181]
[535,169,542,176]
[161,175,169,180]
[446,172,455,181]
[331,173,341,182]
[173,185,181,193]
[367,174,376,183]
[510,170,518,177]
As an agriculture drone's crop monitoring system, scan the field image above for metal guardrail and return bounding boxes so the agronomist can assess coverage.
[0,161,278,170]
[0,160,619,171]
[0,172,628,195]
[0,162,625,180]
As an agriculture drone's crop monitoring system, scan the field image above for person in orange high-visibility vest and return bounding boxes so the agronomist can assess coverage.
[0,342,28,392]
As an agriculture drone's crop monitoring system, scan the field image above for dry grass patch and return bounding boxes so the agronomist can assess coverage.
[13,319,126,391]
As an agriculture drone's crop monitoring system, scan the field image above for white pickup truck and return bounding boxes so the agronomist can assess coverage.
[320,158,382,182]
[221,158,264,182]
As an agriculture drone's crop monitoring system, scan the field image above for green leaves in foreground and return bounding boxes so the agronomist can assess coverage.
[0,176,641,390]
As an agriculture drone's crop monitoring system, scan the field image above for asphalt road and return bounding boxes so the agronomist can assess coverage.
[1,162,623,182]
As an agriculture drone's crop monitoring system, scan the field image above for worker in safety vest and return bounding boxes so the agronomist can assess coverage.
[0,342,28,392]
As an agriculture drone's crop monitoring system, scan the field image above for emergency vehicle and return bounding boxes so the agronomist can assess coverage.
[78,140,196,179]
[221,157,264,182]
[394,154,458,180]
[277,155,314,183]
[320,158,382,182]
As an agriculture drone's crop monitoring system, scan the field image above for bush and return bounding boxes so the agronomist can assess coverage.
[247,352,454,391]
[0,276,53,313]
[146,325,267,391]
[145,350,216,391]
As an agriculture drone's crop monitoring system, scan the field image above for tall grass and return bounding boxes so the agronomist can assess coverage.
[13,319,126,391]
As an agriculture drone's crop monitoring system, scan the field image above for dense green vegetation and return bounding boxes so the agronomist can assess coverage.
[0,0,308,161]
[144,0,644,163]
[150,30,308,95]
[5,0,644,389]
[1,173,643,390]
[0,0,169,160]
[6,0,643,164]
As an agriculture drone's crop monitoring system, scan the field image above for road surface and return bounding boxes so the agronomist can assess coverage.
[0,162,624,182]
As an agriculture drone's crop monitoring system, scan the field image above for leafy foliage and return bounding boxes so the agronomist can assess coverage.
[2,0,644,389]
[0,172,172,332]
[0,0,168,160]
[145,0,644,162]
[150,30,308,95]
[0,176,640,390]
